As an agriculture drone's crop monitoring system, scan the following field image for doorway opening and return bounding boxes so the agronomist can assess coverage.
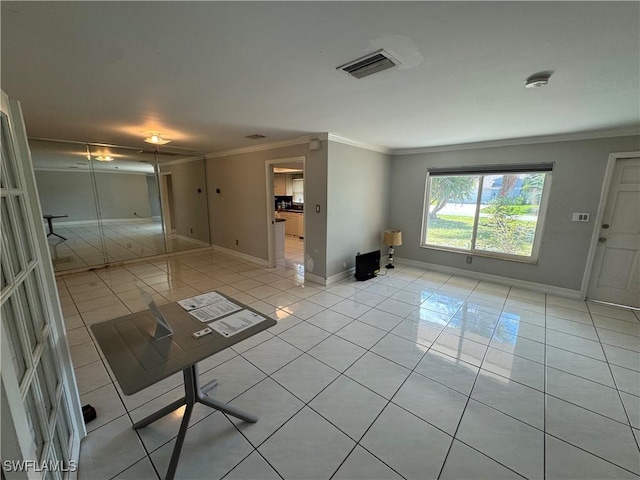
[265,156,305,272]
[159,172,177,235]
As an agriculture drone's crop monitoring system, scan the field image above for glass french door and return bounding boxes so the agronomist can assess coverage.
[1,91,84,478]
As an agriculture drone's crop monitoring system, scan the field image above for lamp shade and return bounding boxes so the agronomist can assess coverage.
[383,230,402,246]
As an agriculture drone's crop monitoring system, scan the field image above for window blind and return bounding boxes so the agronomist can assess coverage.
[427,163,554,176]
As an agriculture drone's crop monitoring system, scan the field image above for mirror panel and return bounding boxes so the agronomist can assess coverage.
[87,145,165,263]
[30,139,106,272]
[29,139,210,273]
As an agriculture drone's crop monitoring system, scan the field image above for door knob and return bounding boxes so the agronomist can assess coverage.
[602,224,610,229]
[598,237,607,243]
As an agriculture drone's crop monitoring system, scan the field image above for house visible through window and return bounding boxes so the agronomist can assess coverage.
[422,165,552,261]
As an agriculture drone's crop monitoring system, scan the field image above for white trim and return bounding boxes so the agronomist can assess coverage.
[392,128,639,156]
[327,133,390,154]
[305,268,356,287]
[326,267,356,286]
[175,234,210,247]
[396,257,583,299]
[211,244,270,267]
[159,155,203,167]
[33,167,152,175]
[206,135,320,159]
[51,217,154,227]
[581,151,640,298]
[304,271,328,286]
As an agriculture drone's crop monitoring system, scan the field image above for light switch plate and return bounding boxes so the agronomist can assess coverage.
[572,212,590,222]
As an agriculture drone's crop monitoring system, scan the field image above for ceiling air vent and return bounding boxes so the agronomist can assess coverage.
[337,49,399,79]
[245,134,266,140]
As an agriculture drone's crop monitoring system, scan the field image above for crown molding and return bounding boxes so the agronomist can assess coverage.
[159,155,203,167]
[205,134,323,159]
[327,133,390,154]
[33,167,150,175]
[391,128,640,156]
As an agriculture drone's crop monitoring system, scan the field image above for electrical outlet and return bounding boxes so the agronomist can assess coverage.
[572,212,590,222]
[466,256,472,264]
[235,239,239,246]
[190,228,193,233]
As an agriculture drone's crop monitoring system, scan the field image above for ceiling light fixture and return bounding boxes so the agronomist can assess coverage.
[95,155,113,162]
[144,133,171,145]
[525,72,551,88]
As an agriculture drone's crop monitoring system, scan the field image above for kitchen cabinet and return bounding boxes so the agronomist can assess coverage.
[274,175,286,195]
[278,211,304,238]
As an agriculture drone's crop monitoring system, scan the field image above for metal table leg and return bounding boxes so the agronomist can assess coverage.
[45,217,67,241]
[132,364,257,480]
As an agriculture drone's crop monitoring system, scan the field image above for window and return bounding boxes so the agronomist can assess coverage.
[422,165,552,261]
[292,178,304,203]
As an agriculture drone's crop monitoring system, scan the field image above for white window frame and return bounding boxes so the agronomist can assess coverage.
[420,168,553,263]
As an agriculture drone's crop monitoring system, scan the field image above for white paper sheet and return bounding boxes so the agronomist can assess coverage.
[209,310,267,337]
[178,291,227,311]
[188,300,242,323]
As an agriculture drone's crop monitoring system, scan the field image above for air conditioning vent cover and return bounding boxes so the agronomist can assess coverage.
[337,49,399,79]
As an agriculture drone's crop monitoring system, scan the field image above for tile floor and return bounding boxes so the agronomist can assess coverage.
[282,236,304,268]
[58,250,640,480]
[48,219,207,273]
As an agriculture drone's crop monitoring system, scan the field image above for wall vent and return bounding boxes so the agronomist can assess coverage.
[337,49,399,79]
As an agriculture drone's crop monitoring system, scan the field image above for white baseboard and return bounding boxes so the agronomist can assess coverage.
[52,218,153,227]
[175,234,210,247]
[305,272,327,286]
[211,245,270,267]
[395,257,584,300]
[306,268,356,287]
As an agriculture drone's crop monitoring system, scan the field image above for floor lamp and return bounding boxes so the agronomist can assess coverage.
[383,230,402,269]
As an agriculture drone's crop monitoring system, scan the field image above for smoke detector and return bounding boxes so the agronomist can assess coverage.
[337,49,399,79]
[525,72,551,88]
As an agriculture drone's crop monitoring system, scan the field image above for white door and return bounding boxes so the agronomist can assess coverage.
[1,90,85,478]
[588,156,640,307]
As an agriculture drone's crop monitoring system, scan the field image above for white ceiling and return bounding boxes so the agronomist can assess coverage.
[2,1,638,155]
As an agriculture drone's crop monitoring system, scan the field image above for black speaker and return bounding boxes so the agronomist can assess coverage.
[355,250,381,281]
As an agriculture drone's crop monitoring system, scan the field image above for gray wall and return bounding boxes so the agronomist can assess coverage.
[160,159,210,243]
[326,141,391,278]
[206,141,328,277]
[34,170,151,221]
[388,135,640,290]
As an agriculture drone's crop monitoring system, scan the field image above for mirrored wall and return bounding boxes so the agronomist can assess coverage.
[29,139,210,273]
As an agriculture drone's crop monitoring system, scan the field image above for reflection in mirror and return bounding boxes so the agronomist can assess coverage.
[87,144,165,263]
[30,139,105,271]
[158,156,210,252]
[29,138,210,273]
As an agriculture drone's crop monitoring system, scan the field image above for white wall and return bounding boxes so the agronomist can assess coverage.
[326,141,391,278]
[388,135,640,290]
